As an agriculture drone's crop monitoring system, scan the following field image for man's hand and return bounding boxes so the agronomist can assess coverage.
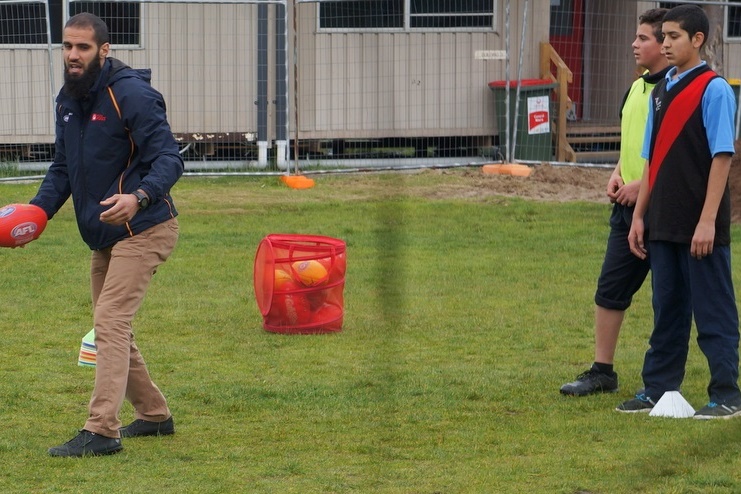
[99,194,139,225]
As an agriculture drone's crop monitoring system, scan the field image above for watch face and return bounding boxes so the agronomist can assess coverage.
[134,192,149,209]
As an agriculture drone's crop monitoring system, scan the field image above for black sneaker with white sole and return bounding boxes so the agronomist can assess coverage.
[560,367,619,396]
[693,400,741,420]
[616,393,655,413]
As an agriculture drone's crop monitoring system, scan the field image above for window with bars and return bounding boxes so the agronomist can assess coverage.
[70,2,140,45]
[728,5,741,39]
[319,0,495,30]
[319,0,403,29]
[0,0,140,46]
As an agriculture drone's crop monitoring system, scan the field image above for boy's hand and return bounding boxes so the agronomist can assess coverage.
[606,174,624,203]
[612,180,641,207]
[628,217,647,260]
[691,221,715,259]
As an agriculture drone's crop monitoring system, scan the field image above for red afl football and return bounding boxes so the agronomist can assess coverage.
[0,203,48,247]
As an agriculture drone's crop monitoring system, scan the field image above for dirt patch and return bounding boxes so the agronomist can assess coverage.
[506,163,613,203]
[427,141,741,222]
[426,164,614,204]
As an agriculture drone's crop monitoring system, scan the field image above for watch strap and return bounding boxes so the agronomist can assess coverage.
[132,190,149,210]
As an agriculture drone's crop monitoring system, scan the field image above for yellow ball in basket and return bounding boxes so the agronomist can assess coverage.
[274,269,294,290]
[291,260,328,287]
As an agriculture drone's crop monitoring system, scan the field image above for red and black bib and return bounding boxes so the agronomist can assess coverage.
[646,66,731,246]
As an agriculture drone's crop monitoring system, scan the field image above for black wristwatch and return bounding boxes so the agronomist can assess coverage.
[132,190,150,210]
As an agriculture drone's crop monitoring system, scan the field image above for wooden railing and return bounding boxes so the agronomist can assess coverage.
[540,42,574,162]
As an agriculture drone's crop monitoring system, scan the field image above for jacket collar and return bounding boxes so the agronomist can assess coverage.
[642,66,671,85]
[89,58,112,95]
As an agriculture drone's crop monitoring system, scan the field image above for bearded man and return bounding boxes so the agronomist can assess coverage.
[31,12,183,457]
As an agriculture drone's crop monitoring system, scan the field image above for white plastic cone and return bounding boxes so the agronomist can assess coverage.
[649,391,695,418]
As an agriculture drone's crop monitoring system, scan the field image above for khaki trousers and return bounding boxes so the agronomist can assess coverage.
[84,218,179,438]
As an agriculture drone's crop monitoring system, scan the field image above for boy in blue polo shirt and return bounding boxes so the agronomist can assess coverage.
[621,4,740,418]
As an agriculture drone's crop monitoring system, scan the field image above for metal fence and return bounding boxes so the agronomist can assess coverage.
[0,0,740,179]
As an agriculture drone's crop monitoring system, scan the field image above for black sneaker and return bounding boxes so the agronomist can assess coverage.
[120,416,175,438]
[616,393,655,413]
[693,400,741,420]
[48,430,123,457]
[560,368,619,396]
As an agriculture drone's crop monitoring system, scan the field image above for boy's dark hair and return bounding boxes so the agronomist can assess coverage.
[639,8,669,43]
[65,13,110,47]
[663,4,709,47]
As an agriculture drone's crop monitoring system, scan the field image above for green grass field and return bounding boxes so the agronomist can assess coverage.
[2,170,741,493]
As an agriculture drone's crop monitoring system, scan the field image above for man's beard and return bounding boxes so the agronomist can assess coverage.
[63,60,102,100]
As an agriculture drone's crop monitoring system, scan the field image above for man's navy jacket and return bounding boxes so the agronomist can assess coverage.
[32,57,183,250]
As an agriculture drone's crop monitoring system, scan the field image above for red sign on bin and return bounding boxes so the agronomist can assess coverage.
[527,96,550,135]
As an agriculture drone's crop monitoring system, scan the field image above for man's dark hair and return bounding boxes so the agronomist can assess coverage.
[65,12,110,47]
[639,8,669,43]
[663,4,709,47]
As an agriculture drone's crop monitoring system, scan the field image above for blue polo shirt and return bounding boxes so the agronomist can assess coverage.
[642,61,737,159]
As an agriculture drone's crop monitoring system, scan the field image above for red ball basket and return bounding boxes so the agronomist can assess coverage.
[254,234,346,334]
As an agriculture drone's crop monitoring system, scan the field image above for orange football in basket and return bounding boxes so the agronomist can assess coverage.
[310,302,344,331]
[274,269,294,290]
[317,252,347,284]
[306,288,328,310]
[267,291,312,327]
[291,259,328,287]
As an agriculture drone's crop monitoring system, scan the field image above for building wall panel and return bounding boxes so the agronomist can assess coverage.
[2,1,738,147]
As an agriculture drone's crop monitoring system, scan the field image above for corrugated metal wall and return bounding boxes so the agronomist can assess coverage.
[0,49,57,143]
[114,3,259,138]
[0,0,739,147]
[295,0,549,140]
